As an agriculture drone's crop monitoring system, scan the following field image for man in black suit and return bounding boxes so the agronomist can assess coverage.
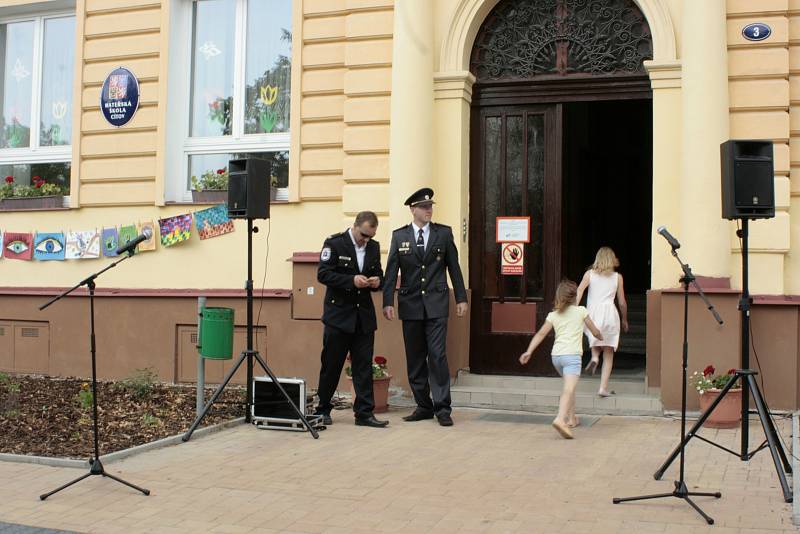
[382,188,468,426]
[315,211,388,428]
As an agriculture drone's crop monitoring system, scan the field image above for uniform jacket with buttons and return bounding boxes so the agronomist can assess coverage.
[383,223,468,320]
[318,231,384,333]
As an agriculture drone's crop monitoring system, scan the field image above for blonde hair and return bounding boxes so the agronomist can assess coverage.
[591,246,620,274]
[553,280,578,312]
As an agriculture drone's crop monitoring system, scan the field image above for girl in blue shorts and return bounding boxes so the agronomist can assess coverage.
[519,280,603,439]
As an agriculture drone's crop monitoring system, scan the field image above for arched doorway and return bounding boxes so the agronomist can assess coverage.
[468,0,654,376]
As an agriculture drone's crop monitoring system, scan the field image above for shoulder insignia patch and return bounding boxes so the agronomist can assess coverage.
[320,247,332,262]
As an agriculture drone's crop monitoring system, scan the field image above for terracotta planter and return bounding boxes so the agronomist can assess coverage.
[698,388,742,429]
[191,189,228,204]
[0,195,63,210]
[349,375,391,413]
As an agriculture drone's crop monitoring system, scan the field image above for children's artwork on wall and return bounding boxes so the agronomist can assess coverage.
[102,227,119,257]
[4,232,33,260]
[65,230,100,259]
[118,224,138,252]
[137,220,157,251]
[159,214,193,247]
[33,232,66,261]
[194,204,234,240]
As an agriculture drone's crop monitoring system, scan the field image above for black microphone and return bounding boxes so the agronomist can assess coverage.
[116,227,152,255]
[657,226,681,250]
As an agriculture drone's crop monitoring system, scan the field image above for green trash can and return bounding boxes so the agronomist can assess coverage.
[199,307,234,360]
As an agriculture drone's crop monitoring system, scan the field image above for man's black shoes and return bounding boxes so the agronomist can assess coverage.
[402,408,435,422]
[355,415,389,428]
[436,413,454,426]
[315,412,333,426]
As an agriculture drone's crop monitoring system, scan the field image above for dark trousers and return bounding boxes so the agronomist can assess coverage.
[402,316,451,416]
[316,320,375,419]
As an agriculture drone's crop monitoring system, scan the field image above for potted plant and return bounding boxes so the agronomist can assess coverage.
[0,175,65,210]
[191,168,228,203]
[689,365,741,429]
[346,355,391,413]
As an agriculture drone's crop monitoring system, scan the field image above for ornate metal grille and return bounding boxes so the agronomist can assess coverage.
[471,0,653,81]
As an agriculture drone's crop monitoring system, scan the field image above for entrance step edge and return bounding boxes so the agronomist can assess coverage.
[450,386,663,416]
[454,371,647,394]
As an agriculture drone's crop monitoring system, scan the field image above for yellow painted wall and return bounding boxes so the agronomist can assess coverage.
[2,0,800,299]
[1,0,395,290]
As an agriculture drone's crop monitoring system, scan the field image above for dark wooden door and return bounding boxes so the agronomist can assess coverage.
[469,104,562,376]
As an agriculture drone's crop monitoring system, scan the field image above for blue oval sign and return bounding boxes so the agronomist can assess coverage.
[100,67,140,127]
[742,23,771,41]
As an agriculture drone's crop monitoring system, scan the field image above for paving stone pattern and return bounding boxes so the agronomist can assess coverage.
[0,408,795,533]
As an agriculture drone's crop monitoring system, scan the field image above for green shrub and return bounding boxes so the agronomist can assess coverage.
[116,368,159,400]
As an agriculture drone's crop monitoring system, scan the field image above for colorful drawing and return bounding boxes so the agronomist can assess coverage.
[33,232,66,261]
[159,214,193,247]
[194,204,234,240]
[3,232,33,261]
[137,220,156,251]
[65,230,100,259]
[259,85,278,106]
[118,224,138,252]
[102,227,119,257]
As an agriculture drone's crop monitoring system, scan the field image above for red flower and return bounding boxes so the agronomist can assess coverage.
[32,175,41,182]
[4,176,12,184]
[34,180,42,188]
[374,356,387,366]
[216,169,225,174]
[703,365,715,377]
[727,368,736,375]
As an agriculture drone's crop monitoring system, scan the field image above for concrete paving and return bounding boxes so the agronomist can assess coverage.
[0,407,795,533]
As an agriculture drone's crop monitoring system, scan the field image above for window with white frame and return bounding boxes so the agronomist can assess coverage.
[0,10,74,197]
[170,0,291,202]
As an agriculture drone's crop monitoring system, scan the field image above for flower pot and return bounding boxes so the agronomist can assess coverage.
[0,195,63,210]
[348,375,391,413]
[191,190,228,204]
[698,388,742,429]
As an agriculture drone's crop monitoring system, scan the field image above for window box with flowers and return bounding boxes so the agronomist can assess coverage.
[0,175,65,210]
[191,168,229,204]
[345,355,391,413]
[689,365,741,429]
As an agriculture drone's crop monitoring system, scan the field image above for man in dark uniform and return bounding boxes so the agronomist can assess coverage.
[382,188,468,426]
[315,211,389,428]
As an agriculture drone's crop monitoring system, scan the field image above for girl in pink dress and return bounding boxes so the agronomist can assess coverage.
[576,247,628,397]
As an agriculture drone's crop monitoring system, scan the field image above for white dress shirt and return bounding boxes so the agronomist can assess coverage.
[412,222,430,251]
[348,228,366,272]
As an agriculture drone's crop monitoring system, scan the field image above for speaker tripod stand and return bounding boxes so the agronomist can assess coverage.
[39,250,149,500]
[653,219,792,502]
[613,240,722,524]
[183,219,319,441]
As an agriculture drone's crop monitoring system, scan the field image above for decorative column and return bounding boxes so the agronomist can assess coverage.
[388,0,434,231]
[679,0,731,277]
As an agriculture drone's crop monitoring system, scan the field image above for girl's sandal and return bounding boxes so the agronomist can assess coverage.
[552,420,574,439]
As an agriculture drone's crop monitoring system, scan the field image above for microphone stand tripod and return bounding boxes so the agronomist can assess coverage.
[613,243,722,524]
[39,249,149,500]
[652,219,792,502]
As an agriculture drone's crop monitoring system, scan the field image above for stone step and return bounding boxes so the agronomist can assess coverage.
[450,385,663,416]
[454,371,647,394]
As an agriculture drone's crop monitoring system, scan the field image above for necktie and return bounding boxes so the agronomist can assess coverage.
[417,228,424,250]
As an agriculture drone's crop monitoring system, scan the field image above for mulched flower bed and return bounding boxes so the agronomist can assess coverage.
[0,374,244,459]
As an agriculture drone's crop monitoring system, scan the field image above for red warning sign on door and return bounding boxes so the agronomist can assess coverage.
[501,242,524,275]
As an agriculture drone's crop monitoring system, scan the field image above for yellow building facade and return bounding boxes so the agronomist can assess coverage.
[1,0,799,410]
